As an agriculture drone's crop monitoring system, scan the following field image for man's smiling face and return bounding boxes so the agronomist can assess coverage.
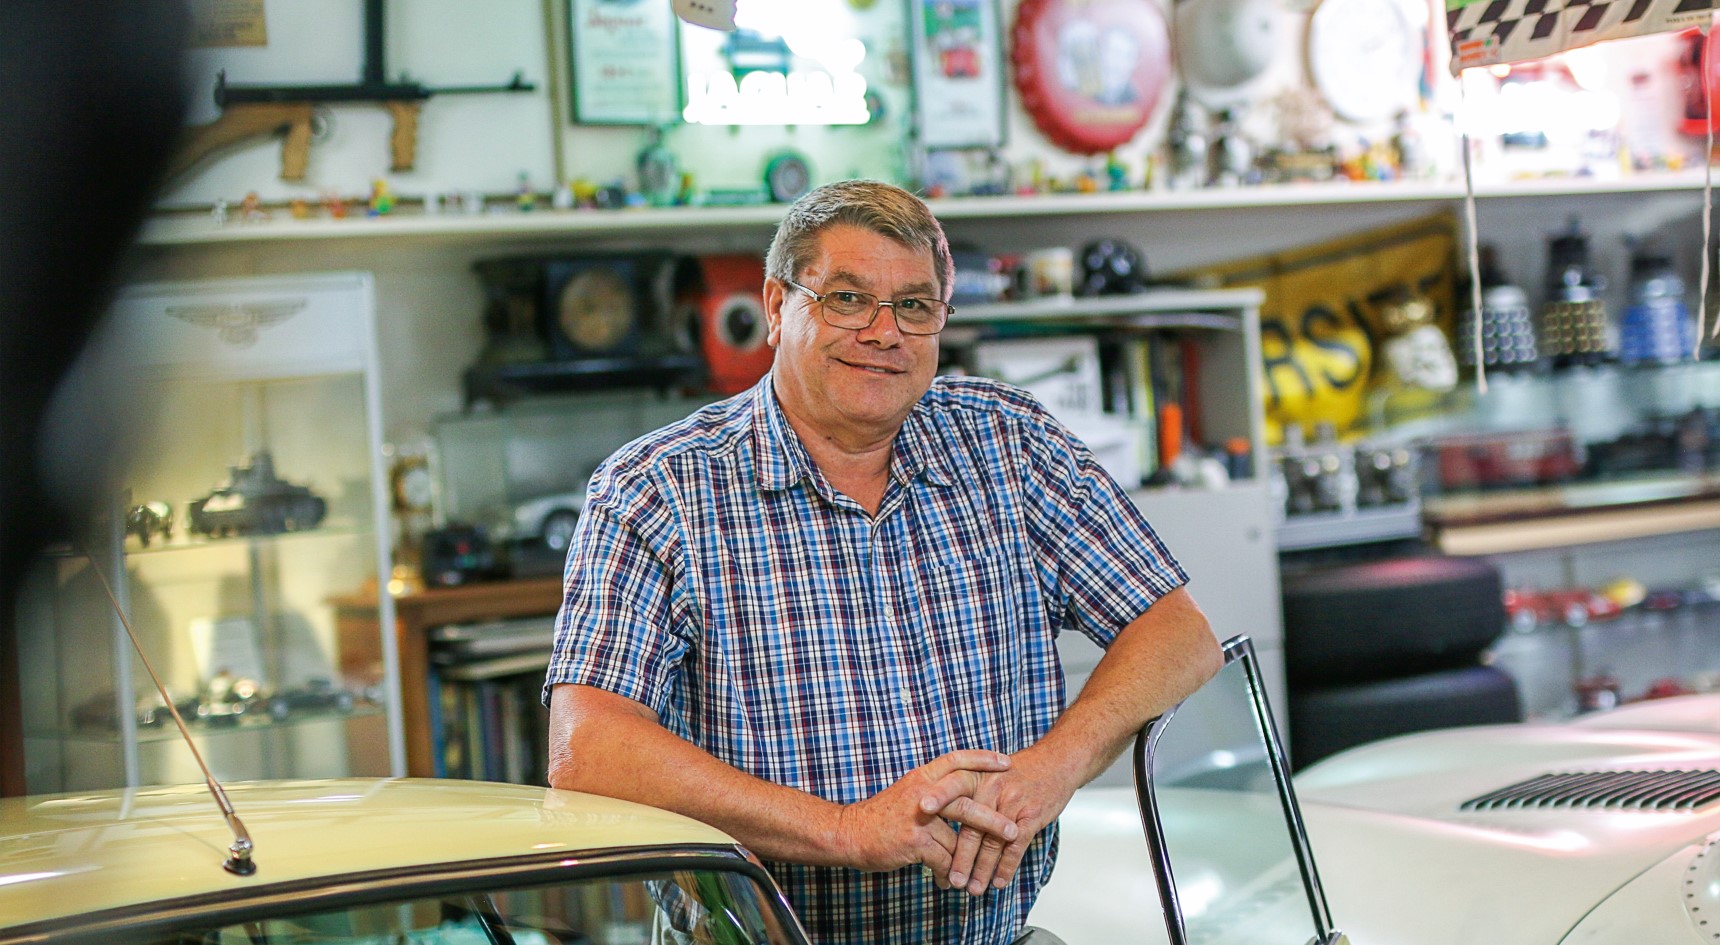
[765,223,942,445]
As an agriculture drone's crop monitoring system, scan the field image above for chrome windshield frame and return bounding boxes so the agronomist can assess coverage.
[1130,634,1344,945]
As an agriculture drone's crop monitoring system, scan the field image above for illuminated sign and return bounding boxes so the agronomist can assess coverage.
[681,1,871,126]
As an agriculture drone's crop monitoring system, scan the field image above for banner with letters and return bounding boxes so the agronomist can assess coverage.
[1176,213,1460,445]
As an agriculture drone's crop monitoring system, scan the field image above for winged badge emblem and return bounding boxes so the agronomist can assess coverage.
[164,298,307,348]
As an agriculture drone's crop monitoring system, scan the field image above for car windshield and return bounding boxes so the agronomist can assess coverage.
[110,864,800,945]
[1145,644,1331,945]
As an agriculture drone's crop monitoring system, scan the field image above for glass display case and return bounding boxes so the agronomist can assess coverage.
[18,272,403,792]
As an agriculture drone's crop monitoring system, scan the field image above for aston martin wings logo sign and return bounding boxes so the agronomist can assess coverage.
[165,298,307,348]
[1447,0,1716,73]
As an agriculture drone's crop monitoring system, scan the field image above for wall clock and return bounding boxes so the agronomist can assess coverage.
[539,253,679,361]
[1010,0,1172,154]
[1175,0,1282,109]
[1307,0,1422,123]
[556,268,635,353]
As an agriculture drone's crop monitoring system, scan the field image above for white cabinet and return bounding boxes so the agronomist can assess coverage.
[945,289,1283,786]
[19,273,403,791]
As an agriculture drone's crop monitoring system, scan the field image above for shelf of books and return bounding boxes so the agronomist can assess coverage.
[426,615,554,784]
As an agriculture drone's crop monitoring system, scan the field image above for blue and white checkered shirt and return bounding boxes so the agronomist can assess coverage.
[545,374,1187,945]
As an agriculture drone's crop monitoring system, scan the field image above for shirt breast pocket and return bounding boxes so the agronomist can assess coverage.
[916,550,1024,699]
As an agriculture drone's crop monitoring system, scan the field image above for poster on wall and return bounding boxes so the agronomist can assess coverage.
[569,0,681,124]
[910,0,1008,148]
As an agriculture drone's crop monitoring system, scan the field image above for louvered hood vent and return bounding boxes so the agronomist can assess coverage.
[1460,769,1720,812]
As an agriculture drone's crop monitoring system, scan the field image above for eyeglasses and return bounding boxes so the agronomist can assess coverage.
[787,280,953,335]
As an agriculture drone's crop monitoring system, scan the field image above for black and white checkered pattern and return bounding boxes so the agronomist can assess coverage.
[1447,0,1715,72]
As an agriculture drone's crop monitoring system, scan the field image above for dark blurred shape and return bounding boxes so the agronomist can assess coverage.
[0,2,191,795]
[1077,238,1149,296]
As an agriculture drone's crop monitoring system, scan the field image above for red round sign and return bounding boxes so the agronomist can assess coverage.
[1010,0,1172,155]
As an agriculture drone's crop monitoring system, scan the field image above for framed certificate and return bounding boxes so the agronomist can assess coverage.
[568,0,682,125]
[909,0,1008,149]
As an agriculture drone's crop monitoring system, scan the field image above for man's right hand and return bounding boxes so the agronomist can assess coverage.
[834,749,1020,884]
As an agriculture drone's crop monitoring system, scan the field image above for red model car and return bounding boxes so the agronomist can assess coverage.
[1504,587,1624,631]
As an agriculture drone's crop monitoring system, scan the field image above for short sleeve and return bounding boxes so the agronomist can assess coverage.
[542,500,685,715]
[1022,411,1188,647]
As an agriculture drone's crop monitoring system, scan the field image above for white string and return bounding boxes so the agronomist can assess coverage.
[1705,20,1717,351]
[1459,73,1488,394]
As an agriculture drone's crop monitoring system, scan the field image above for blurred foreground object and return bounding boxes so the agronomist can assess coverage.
[0,2,190,795]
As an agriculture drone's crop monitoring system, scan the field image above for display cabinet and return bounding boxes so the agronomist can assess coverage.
[17,272,404,792]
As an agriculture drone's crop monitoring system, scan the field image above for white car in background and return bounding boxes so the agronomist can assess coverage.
[1034,635,1720,944]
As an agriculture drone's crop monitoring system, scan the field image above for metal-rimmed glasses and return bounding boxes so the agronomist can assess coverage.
[786,280,954,335]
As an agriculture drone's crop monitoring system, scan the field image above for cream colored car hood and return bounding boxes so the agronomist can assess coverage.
[0,778,737,928]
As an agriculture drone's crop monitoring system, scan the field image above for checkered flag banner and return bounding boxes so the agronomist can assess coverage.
[1448,0,1716,73]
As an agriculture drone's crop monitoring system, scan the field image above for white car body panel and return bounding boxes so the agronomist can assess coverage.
[1035,693,1720,945]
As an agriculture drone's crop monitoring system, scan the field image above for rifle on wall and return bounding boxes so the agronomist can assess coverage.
[167,0,534,184]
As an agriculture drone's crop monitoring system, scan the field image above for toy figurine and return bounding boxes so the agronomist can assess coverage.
[551,181,575,211]
[1540,216,1614,368]
[238,191,270,222]
[515,172,536,213]
[289,198,311,220]
[636,126,680,207]
[1165,92,1207,191]
[1206,108,1252,187]
[1105,153,1129,191]
[571,178,599,209]
[211,198,229,225]
[321,190,348,219]
[367,180,395,216]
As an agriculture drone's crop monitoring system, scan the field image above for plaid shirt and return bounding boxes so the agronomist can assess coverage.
[545,374,1187,945]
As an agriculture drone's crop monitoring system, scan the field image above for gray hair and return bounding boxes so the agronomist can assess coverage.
[764,179,953,300]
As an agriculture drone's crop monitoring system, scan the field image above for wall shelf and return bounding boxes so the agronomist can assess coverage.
[135,170,1716,248]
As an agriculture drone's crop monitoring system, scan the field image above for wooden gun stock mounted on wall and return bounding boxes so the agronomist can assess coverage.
[166,0,531,185]
[168,100,318,182]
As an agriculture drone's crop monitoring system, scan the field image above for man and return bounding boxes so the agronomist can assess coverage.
[545,179,1220,944]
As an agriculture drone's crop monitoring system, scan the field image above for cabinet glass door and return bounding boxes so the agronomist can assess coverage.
[18,272,402,791]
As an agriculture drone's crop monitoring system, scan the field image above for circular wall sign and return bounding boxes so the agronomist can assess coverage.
[1010,0,1172,155]
[1307,0,1421,123]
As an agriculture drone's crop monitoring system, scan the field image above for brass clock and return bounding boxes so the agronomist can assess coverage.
[556,268,635,354]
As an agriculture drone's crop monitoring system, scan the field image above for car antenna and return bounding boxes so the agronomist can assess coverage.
[77,542,258,876]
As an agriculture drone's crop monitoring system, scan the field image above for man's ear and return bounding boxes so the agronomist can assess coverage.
[762,277,787,348]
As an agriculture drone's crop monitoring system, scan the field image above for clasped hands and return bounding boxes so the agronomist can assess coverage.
[835,747,1076,897]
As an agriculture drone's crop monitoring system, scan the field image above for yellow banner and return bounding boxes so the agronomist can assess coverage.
[1178,213,1459,444]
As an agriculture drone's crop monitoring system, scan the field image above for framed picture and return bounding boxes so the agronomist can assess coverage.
[568,0,682,125]
[909,0,1007,149]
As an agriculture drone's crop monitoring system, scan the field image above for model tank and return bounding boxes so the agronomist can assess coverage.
[188,451,327,538]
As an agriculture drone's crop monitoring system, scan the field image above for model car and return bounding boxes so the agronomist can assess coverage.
[494,488,587,554]
[0,779,809,945]
[1503,585,1624,631]
[1031,635,1720,943]
[265,677,357,721]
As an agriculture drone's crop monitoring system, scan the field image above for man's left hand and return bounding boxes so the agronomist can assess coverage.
[931,745,1080,896]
